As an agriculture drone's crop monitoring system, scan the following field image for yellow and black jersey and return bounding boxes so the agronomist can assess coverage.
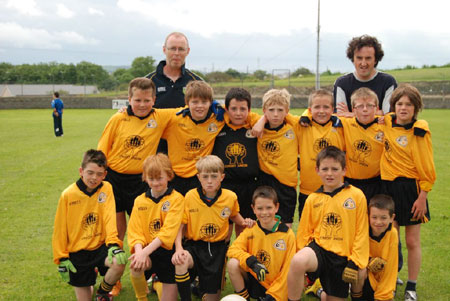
[162,110,225,178]
[182,187,239,242]
[227,219,296,301]
[98,106,177,174]
[296,183,369,269]
[380,113,436,192]
[368,224,398,301]
[288,112,345,195]
[127,187,184,253]
[341,117,384,180]
[257,122,299,187]
[52,179,121,264]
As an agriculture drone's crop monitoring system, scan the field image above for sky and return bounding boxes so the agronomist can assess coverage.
[1,0,449,74]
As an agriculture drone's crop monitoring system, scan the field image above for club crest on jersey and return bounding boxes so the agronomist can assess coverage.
[245,129,256,138]
[374,131,384,142]
[314,138,331,152]
[225,143,247,167]
[396,135,408,147]
[351,139,372,166]
[261,140,281,163]
[161,201,170,212]
[256,250,271,267]
[220,207,231,218]
[200,223,219,238]
[274,239,286,251]
[149,218,162,234]
[98,192,106,203]
[185,138,205,152]
[82,212,99,238]
[208,123,218,133]
[343,198,356,209]
[284,129,294,139]
[147,119,157,128]
[322,212,342,238]
[157,87,166,93]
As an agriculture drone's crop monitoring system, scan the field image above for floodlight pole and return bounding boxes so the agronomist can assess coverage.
[315,0,320,89]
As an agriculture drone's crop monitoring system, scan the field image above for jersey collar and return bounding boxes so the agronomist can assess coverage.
[145,187,174,204]
[391,114,416,130]
[264,121,285,132]
[197,187,222,207]
[369,223,392,242]
[316,181,349,197]
[127,105,154,120]
[76,178,103,197]
[356,117,378,129]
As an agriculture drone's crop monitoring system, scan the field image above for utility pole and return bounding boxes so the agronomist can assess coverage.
[315,0,321,89]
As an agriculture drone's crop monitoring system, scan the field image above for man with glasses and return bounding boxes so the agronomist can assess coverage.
[146,32,203,109]
[333,35,397,116]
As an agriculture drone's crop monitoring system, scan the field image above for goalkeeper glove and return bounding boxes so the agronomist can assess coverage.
[58,258,77,282]
[367,257,387,273]
[211,100,225,121]
[107,245,127,265]
[246,255,268,282]
[342,260,358,284]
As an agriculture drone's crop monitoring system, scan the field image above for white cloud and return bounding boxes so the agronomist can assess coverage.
[6,0,44,16]
[88,7,104,16]
[0,22,98,49]
[56,3,75,19]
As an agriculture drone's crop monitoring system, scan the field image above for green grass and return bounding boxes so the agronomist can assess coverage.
[0,109,448,300]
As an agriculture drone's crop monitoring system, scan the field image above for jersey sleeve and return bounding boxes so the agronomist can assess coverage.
[296,196,315,251]
[127,197,147,253]
[265,231,296,301]
[226,228,252,267]
[103,183,122,248]
[248,111,262,126]
[373,228,398,300]
[52,192,69,264]
[412,121,436,192]
[349,192,369,268]
[230,193,240,218]
[97,113,121,158]
[157,193,185,250]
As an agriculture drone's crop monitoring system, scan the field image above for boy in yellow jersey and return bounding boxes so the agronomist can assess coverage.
[128,154,185,301]
[52,149,127,301]
[350,194,398,301]
[291,89,345,219]
[341,87,385,203]
[227,186,296,301]
[98,77,177,243]
[256,89,299,227]
[381,84,436,301]
[287,146,368,301]
[171,155,254,301]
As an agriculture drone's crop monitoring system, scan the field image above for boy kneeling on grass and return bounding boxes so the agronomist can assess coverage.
[52,149,127,301]
[171,155,254,301]
[287,146,369,301]
[227,186,296,301]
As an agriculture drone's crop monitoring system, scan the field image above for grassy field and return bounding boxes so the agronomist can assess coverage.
[0,109,448,300]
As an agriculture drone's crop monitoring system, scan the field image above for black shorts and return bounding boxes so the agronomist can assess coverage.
[259,171,296,223]
[144,248,175,284]
[346,176,382,206]
[170,174,200,196]
[68,244,109,287]
[298,192,309,221]
[245,272,267,299]
[360,277,375,301]
[382,177,430,226]
[306,240,349,299]
[222,178,258,219]
[184,240,228,294]
[105,168,147,215]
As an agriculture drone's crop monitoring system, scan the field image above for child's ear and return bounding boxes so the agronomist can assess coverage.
[220,173,225,182]
[315,166,320,174]
[79,167,83,177]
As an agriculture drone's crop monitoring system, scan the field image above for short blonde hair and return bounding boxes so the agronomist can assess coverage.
[142,153,174,181]
[350,87,379,108]
[196,155,224,174]
[185,81,213,105]
[308,89,333,107]
[262,89,290,110]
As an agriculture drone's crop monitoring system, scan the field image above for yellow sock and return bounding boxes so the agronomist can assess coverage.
[130,274,148,301]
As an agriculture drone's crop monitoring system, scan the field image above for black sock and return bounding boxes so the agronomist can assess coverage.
[176,272,191,301]
[406,280,417,291]
[236,287,250,300]
[97,279,114,294]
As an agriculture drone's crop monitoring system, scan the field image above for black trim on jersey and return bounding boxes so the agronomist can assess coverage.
[356,117,378,129]
[145,187,174,204]
[369,223,393,242]
[126,105,154,120]
[312,118,332,127]
[299,115,311,125]
[391,114,415,130]
[256,219,289,235]
[197,187,223,207]
[414,127,427,137]
[176,107,213,124]
[76,178,104,197]
[264,121,286,132]
[316,182,350,197]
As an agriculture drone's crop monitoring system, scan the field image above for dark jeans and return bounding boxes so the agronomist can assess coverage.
[53,114,63,136]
